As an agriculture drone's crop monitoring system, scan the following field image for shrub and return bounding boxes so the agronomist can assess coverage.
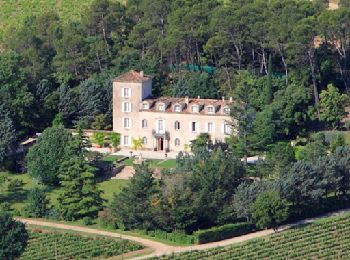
[98,208,118,229]
[142,229,196,245]
[83,216,94,226]
[194,222,255,244]
[7,179,24,192]
[92,132,105,147]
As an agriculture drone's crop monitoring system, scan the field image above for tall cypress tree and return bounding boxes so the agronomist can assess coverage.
[57,156,103,220]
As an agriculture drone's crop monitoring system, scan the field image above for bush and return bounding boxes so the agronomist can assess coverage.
[142,229,196,245]
[7,179,24,192]
[194,222,255,244]
[83,216,94,226]
[98,208,117,229]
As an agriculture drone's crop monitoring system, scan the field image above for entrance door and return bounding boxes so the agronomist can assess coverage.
[157,138,164,151]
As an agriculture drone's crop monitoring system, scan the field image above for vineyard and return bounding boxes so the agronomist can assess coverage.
[20,229,143,260]
[153,212,350,260]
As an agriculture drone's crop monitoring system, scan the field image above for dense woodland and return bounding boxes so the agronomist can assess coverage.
[3,0,350,253]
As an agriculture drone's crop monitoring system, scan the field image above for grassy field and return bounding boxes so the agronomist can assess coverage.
[0,171,128,212]
[20,228,143,260]
[103,155,177,169]
[153,212,350,259]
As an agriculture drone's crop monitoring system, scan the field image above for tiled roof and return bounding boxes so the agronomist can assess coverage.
[141,97,233,116]
[113,70,152,83]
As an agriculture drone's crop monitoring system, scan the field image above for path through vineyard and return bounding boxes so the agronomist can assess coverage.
[17,208,350,259]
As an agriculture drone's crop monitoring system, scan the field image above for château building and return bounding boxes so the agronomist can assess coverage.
[113,70,233,152]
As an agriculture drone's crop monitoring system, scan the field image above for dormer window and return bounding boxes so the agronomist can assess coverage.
[207,106,215,114]
[142,102,149,109]
[158,104,165,111]
[191,105,199,113]
[174,105,181,112]
[223,107,230,115]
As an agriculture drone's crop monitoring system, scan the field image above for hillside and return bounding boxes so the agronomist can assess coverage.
[0,0,121,41]
[153,212,350,259]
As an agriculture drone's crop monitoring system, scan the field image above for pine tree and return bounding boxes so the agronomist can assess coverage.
[57,156,103,220]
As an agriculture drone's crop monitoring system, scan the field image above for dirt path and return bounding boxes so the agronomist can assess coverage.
[17,208,350,259]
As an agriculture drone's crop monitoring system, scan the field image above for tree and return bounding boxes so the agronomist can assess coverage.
[27,125,72,185]
[330,134,345,153]
[92,132,105,147]
[0,104,16,166]
[109,133,120,149]
[252,191,289,230]
[110,163,157,230]
[131,137,143,150]
[233,181,277,222]
[319,84,348,128]
[0,212,28,260]
[57,156,103,220]
[265,142,295,179]
[191,133,211,152]
[26,187,50,218]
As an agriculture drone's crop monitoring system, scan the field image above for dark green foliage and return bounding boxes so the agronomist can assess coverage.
[26,187,50,218]
[57,156,103,220]
[0,212,28,260]
[111,163,157,230]
[0,104,16,166]
[194,222,255,244]
[27,125,72,185]
[252,191,289,229]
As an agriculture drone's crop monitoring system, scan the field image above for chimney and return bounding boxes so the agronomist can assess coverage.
[140,71,144,77]
[229,97,233,102]
[222,96,225,101]
[185,96,189,106]
[197,96,200,99]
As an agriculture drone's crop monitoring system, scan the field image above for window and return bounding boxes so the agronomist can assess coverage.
[174,105,181,112]
[224,124,232,134]
[191,122,197,132]
[142,119,148,128]
[175,138,180,146]
[207,106,214,114]
[223,107,230,115]
[123,135,130,146]
[158,104,165,111]
[142,103,149,109]
[123,118,131,129]
[208,122,214,133]
[122,102,131,112]
[191,105,199,113]
[122,88,131,97]
[174,121,180,130]
[142,137,147,145]
[158,120,165,132]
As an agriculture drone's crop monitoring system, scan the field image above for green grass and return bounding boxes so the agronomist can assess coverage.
[0,171,128,212]
[98,179,129,202]
[157,159,177,169]
[20,228,143,260]
[102,155,124,162]
[152,212,350,259]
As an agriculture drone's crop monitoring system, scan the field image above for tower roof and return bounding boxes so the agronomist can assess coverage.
[113,70,152,83]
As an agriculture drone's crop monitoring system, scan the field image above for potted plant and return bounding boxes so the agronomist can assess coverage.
[109,133,120,152]
[92,132,105,148]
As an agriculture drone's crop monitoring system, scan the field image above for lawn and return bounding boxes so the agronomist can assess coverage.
[0,171,128,213]
[98,179,129,202]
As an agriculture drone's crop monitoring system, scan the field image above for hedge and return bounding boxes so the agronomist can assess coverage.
[194,222,255,244]
[138,229,196,245]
